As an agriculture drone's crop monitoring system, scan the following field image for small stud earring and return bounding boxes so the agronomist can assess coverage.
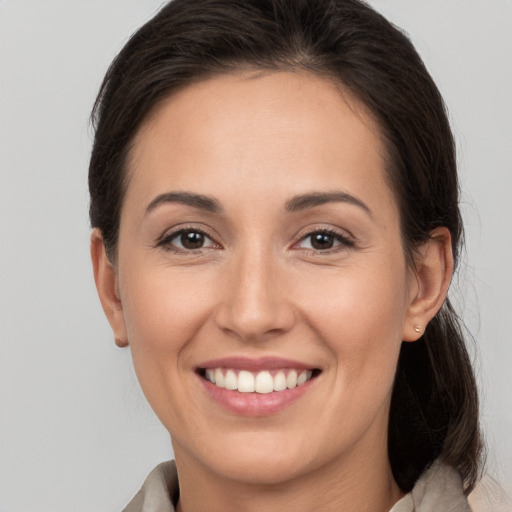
[414,326,422,333]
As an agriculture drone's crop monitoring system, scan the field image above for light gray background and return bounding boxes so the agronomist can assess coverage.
[0,1,511,511]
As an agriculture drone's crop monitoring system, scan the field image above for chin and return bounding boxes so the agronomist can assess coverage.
[182,429,327,486]
[212,452,311,486]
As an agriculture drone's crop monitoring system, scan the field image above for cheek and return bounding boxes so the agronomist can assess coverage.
[117,262,219,406]
[296,258,409,385]
[292,261,408,448]
[302,257,407,332]
[116,264,222,431]
[121,266,217,353]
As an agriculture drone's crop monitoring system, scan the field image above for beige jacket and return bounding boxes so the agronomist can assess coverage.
[123,459,471,512]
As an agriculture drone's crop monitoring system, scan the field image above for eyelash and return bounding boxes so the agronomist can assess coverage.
[293,228,355,254]
[156,227,219,253]
[155,227,355,254]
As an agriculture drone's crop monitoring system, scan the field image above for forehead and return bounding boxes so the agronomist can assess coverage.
[126,70,394,216]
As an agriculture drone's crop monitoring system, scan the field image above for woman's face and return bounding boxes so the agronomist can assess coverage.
[110,71,421,484]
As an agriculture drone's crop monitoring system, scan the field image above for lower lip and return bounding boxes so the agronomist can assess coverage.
[199,375,316,417]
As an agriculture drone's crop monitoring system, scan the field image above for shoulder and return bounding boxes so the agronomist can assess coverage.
[123,460,178,512]
[123,459,472,512]
[391,460,472,512]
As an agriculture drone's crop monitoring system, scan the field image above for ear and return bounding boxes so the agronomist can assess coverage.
[402,227,454,342]
[90,228,128,347]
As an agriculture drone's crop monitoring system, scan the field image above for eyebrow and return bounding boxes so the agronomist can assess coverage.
[145,190,371,217]
[145,192,222,215]
[285,191,372,216]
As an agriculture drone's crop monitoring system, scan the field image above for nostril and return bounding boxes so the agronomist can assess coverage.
[214,303,297,341]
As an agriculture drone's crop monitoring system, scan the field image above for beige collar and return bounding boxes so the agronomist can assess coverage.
[391,460,471,512]
[124,459,471,512]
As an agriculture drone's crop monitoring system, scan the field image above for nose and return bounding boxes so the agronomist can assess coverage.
[214,248,296,342]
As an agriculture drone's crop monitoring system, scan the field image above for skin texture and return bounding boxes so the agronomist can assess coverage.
[91,71,453,512]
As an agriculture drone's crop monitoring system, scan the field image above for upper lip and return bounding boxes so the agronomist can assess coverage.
[197,356,317,372]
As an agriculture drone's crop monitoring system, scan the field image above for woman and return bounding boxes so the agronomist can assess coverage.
[89,0,483,510]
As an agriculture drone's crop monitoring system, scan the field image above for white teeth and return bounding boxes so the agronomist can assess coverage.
[238,370,255,393]
[255,371,274,394]
[286,370,298,389]
[224,369,238,390]
[297,370,311,386]
[273,371,287,391]
[214,368,225,388]
[204,368,315,393]
[206,369,215,383]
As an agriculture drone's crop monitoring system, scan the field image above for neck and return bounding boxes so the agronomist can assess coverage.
[174,433,404,512]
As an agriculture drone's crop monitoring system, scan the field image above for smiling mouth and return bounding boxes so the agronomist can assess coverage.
[198,368,321,394]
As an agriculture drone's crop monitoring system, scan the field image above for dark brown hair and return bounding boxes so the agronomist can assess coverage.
[89,0,483,492]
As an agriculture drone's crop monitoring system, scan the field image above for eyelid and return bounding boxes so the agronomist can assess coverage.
[291,225,356,252]
[155,224,222,252]
[154,223,355,254]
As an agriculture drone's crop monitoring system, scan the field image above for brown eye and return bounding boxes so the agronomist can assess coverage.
[296,230,354,252]
[310,233,335,250]
[180,231,205,249]
[159,228,217,251]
